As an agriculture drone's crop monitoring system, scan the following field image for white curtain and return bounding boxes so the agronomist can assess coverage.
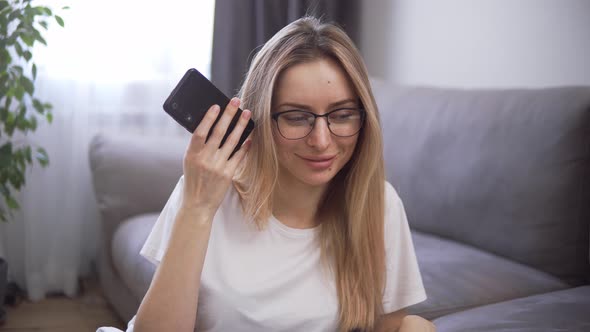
[0,0,215,300]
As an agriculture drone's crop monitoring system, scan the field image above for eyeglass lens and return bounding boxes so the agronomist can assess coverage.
[276,109,363,139]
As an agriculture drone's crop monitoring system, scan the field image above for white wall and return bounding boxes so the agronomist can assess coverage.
[360,0,590,88]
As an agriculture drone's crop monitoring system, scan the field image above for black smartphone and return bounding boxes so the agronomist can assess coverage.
[163,68,255,158]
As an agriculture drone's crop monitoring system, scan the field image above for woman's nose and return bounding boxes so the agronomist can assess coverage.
[306,117,331,149]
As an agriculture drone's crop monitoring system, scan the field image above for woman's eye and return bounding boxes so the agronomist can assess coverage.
[286,115,305,121]
[285,116,306,122]
[283,112,309,120]
[330,109,357,120]
[283,112,311,123]
[335,113,352,119]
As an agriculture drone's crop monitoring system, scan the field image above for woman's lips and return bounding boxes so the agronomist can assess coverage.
[299,155,336,169]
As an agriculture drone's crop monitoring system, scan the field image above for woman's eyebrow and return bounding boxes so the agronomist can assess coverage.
[329,98,358,108]
[277,98,358,109]
[277,102,310,109]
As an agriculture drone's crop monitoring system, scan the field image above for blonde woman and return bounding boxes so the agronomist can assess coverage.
[130,17,434,332]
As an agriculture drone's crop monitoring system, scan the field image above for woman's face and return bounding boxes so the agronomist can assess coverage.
[272,57,360,190]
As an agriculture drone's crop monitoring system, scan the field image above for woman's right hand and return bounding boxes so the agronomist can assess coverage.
[135,100,251,332]
[180,97,252,219]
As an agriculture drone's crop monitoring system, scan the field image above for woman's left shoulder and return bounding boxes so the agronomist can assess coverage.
[383,180,403,207]
[383,180,408,228]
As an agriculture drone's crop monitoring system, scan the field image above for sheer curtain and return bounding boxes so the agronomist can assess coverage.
[0,0,215,300]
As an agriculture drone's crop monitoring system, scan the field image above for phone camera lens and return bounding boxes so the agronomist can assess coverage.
[172,102,178,110]
[185,114,193,122]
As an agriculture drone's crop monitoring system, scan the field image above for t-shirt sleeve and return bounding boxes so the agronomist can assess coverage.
[382,181,427,313]
[140,175,185,266]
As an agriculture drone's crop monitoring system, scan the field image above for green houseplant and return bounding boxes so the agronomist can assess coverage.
[1,1,66,320]
[0,0,66,222]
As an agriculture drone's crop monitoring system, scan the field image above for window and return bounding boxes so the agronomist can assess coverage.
[35,0,216,81]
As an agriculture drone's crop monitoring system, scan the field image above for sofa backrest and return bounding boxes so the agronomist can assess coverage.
[89,133,186,256]
[373,85,590,285]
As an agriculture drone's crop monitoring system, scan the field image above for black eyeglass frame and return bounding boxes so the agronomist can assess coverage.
[271,108,366,140]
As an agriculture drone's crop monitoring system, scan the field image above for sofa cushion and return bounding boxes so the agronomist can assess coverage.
[90,133,185,259]
[374,86,590,285]
[432,286,590,332]
[407,231,569,319]
[112,213,158,301]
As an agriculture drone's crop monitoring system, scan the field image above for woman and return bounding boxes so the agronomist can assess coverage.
[130,17,434,332]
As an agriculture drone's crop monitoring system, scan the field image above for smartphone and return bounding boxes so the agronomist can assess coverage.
[163,68,255,158]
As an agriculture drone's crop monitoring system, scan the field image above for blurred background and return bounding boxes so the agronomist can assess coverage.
[361,0,590,87]
[1,0,217,302]
[0,0,588,330]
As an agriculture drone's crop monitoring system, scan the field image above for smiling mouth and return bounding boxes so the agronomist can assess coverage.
[300,155,336,162]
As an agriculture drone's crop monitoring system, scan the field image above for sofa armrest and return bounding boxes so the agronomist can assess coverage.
[89,132,186,253]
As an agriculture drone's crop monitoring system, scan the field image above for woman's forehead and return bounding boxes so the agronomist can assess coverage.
[273,58,357,108]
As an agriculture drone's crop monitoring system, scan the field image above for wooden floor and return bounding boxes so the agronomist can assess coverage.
[0,278,127,332]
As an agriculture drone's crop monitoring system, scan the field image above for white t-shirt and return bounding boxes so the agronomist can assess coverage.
[127,176,426,332]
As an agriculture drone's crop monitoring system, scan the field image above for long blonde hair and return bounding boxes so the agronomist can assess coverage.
[234,17,385,332]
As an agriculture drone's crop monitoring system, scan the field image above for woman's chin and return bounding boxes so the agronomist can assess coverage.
[279,161,343,189]
[299,173,338,188]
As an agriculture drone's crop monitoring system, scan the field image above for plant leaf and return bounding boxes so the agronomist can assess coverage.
[40,6,52,16]
[12,64,23,74]
[32,63,37,79]
[54,15,64,27]
[15,112,27,130]
[1,48,12,65]
[6,195,19,209]
[5,111,14,127]
[7,8,20,22]
[32,30,46,46]
[46,112,53,123]
[0,143,12,168]
[30,114,37,130]
[20,76,34,95]
[3,97,11,112]
[33,98,43,113]
[0,183,9,197]
[0,141,12,154]
[14,42,23,56]
[36,147,49,167]
[14,86,24,101]
[23,50,32,61]
[21,34,34,47]
[25,146,32,163]
[7,172,20,190]
[15,149,26,170]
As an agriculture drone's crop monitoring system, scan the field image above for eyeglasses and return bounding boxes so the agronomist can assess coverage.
[272,108,366,140]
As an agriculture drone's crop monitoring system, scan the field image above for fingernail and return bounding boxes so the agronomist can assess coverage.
[231,98,240,107]
[212,105,220,113]
[242,109,251,119]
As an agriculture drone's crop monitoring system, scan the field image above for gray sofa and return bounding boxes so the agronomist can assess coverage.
[89,85,590,331]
